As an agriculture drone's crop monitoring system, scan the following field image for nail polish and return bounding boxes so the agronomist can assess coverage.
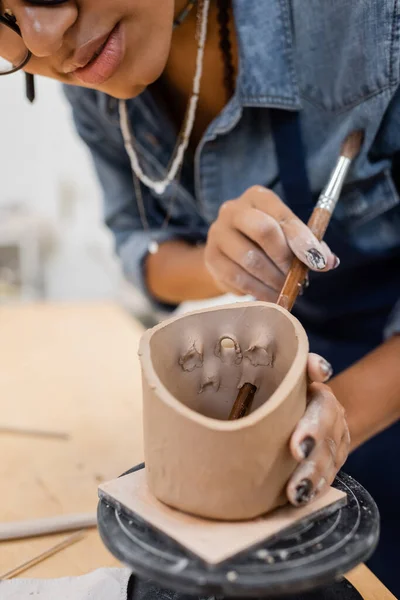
[298,274,310,297]
[299,436,316,459]
[305,248,326,270]
[333,255,341,269]
[320,359,333,380]
[295,479,313,505]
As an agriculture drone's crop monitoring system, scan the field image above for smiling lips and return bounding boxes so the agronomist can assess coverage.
[72,23,125,85]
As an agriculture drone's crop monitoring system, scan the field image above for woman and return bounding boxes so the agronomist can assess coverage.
[1,0,399,594]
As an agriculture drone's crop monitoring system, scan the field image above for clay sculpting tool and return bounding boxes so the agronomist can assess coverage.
[230,130,364,420]
[0,530,85,580]
[0,512,97,541]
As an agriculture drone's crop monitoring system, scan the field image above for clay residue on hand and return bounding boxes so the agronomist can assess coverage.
[179,342,203,372]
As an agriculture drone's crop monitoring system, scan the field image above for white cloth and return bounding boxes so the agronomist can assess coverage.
[173,294,254,317]
[0,568,132,600]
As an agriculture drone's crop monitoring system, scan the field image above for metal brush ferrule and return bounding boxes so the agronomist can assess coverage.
[316,156,352,213]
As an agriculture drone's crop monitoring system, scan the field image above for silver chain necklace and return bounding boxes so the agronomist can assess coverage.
[119,0,210,254]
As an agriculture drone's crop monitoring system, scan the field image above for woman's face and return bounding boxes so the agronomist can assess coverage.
[2,0,176,98]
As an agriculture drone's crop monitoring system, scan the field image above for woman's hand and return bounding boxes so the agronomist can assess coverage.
[204,186,340,300]
[287,354,350,506]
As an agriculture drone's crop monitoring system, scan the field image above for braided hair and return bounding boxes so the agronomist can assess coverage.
[216,0,236,99]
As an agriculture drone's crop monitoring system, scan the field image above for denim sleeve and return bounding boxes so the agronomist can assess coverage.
[373,84,400,338]
[63,87,207,312]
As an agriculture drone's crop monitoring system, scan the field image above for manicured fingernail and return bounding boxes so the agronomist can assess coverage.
[299,436,316,459]
[305,248,326,270]
[298,274,310,296]
[333,255,341,269]
[320,359,333,380]
[295,479,313,505]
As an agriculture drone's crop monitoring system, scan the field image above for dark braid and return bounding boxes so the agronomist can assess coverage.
[216,0,236,99]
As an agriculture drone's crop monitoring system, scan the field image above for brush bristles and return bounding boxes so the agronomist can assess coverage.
[341,130,364,160]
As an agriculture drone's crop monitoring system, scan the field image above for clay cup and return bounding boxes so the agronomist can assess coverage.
[139,301,309,521]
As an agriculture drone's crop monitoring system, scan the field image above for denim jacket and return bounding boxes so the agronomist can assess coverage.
[64,0,400,346]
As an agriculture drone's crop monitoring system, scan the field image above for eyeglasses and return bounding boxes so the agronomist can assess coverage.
[0,1,70,102]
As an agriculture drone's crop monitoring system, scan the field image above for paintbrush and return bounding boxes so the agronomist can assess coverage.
[229,130,364,420]
[276,129,364,311]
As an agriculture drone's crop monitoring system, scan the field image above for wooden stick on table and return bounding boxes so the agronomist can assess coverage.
[0,531,86,580]
[0,426,70,441]
[0,513,97,542]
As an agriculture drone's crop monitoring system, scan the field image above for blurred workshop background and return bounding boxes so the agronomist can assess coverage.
[0,73,153,319]
[0,73,244,323]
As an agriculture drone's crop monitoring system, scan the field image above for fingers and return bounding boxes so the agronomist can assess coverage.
[205,186,341,300]
[211,227,285,293]
[287,383,350,506]
[290,383,344,460]
[307,353,333,383]
[231,207,292,276]
[246,186,339,272]
[287,434,349,506]
[204,248,279,302]
[336,428,351,467]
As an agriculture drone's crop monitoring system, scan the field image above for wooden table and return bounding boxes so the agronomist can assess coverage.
[0,303,396,599]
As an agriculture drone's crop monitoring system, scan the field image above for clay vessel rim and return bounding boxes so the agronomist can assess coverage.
[139,301,309,430]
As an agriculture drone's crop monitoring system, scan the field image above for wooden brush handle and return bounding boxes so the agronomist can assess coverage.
[277,207,332,312]
[230,207,333,421]
[229,383,257,420]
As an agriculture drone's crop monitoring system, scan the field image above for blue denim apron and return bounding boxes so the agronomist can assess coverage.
[272,111,400,596]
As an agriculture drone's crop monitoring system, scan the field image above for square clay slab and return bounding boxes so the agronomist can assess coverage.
[99,470,347,564]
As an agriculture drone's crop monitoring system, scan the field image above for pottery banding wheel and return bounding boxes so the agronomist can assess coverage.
[99,303,379,597]
[98,465,379,599]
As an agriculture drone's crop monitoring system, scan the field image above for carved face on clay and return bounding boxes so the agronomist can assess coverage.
[177,331,276,419]
[150,304,297,420]
[139,302,309,521]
